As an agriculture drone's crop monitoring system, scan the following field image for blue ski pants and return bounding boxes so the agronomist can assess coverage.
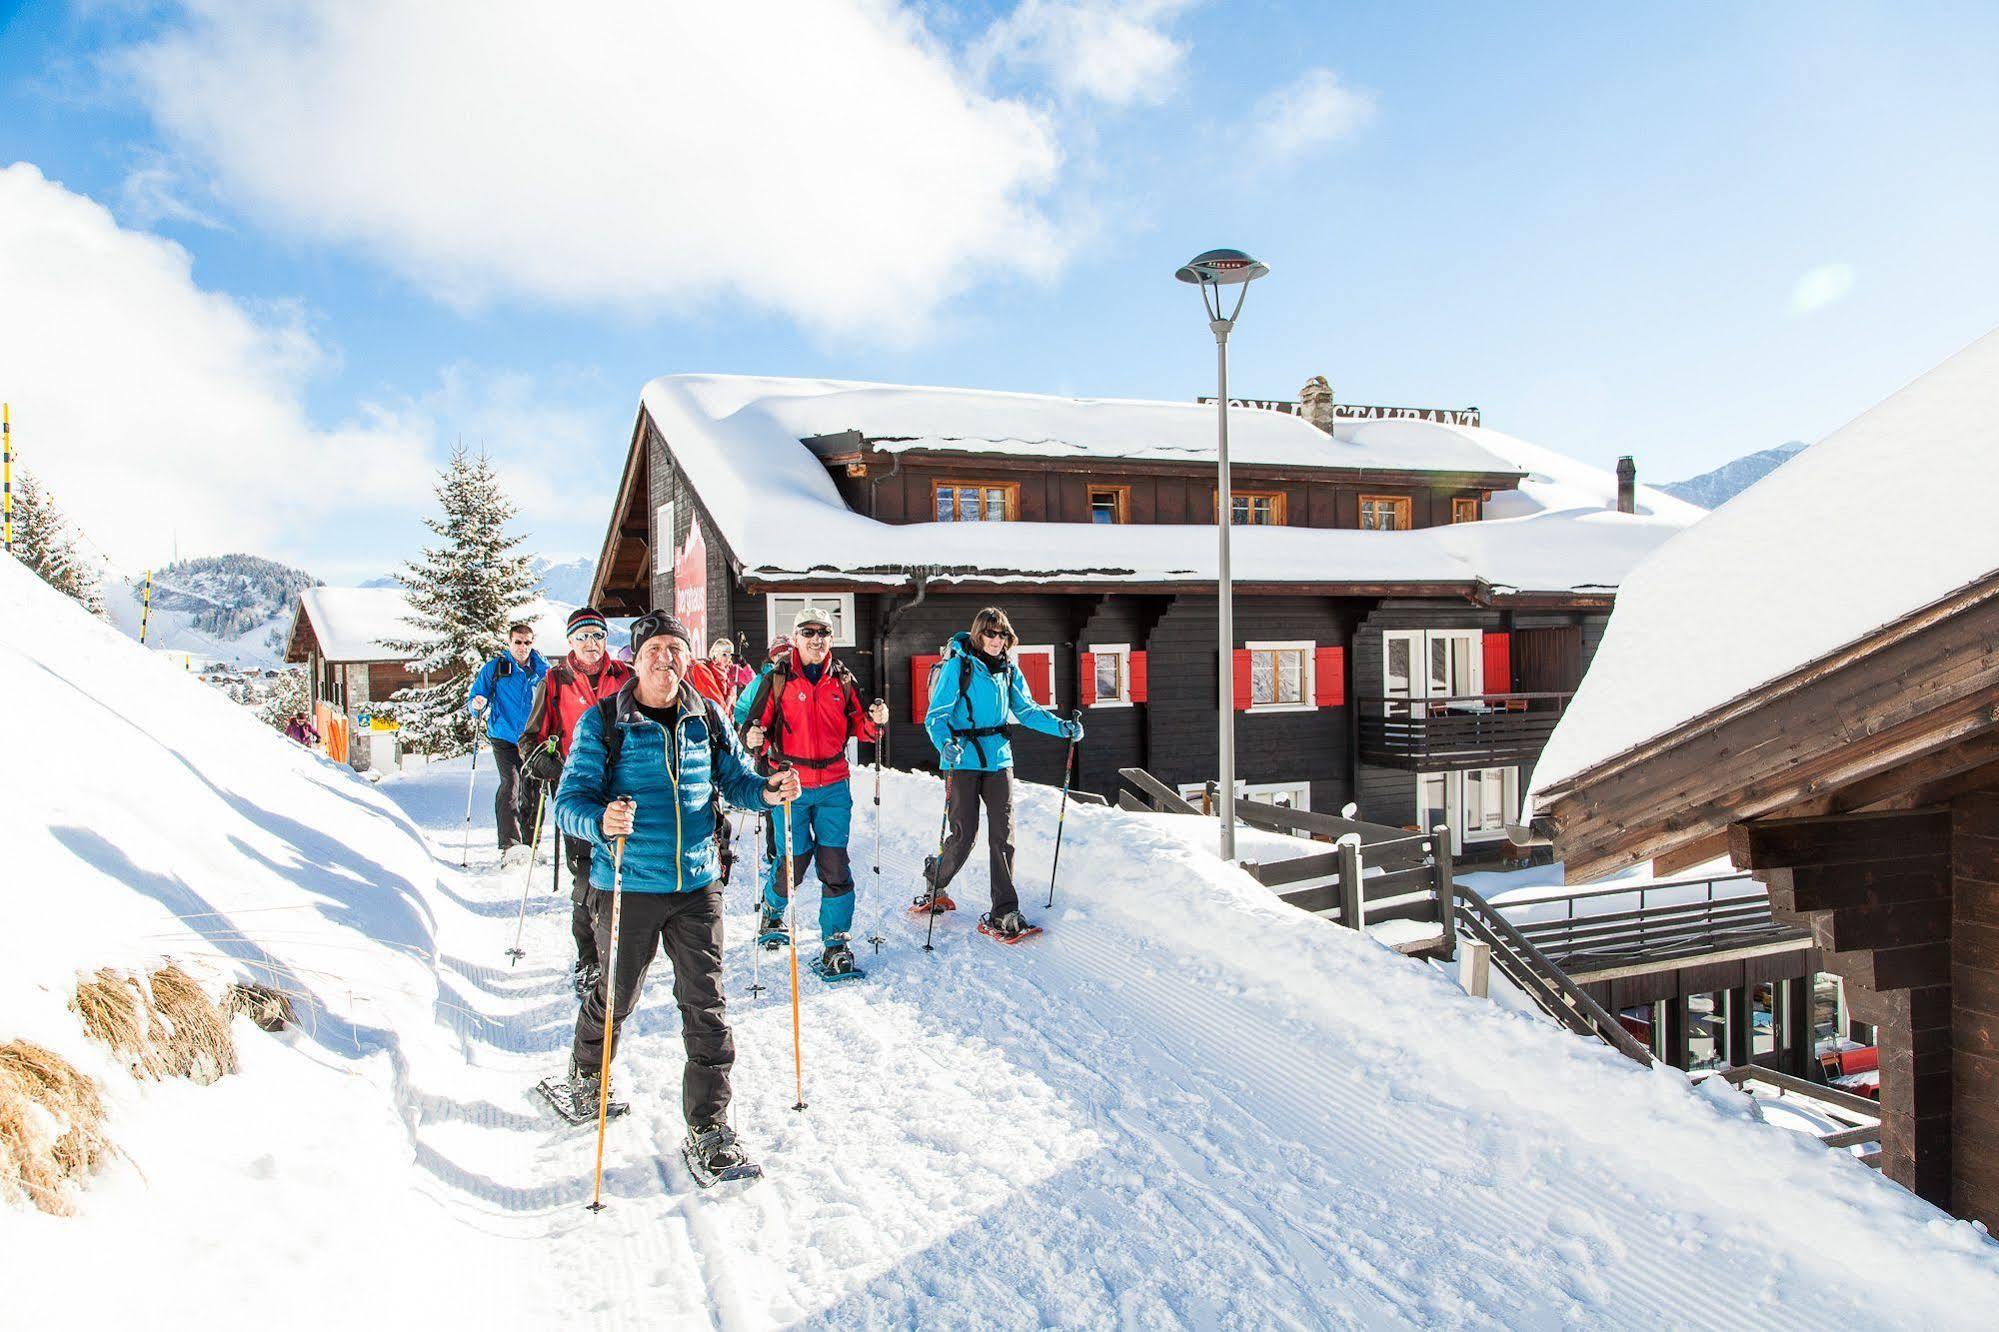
[762,781,857,943]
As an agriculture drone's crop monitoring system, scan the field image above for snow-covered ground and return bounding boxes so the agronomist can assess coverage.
[6,557,1999,1328]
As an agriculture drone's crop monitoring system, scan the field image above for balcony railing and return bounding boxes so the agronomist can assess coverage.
[1356,692,1571,771]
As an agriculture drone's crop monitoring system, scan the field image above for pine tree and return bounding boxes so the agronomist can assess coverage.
[10,470,104,615]
[384,448,538,755]
[257,667,311,729]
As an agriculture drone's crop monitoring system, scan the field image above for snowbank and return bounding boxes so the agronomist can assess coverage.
[1532,327,1999,795]
[638,373,1700,594]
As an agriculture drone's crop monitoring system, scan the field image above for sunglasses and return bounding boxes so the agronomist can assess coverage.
[570,631,608,643]
[980,628,1008,640]
[796,627,832,640]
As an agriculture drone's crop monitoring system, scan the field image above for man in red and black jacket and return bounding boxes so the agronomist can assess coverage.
[739,605,887,977]
[521,605,632,996]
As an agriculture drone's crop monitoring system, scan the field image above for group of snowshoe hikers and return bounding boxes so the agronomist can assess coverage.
[464,602,1082,1184]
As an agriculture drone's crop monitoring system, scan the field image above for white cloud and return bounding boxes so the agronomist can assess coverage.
[976,0,1193,108]
[118,0,1069,336]
[1789,262,1856,315]
[116,155,224,229]
[1249,68,1375,164]
[0,162,434,567]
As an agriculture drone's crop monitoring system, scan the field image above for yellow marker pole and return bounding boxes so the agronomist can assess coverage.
[140,570,155,644]
[3,402,13,555]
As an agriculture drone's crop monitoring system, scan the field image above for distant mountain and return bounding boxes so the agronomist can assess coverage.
[103,553,319,668]
[531,555,595,606]
[359,575,402,590]
[1659,441,1809,510]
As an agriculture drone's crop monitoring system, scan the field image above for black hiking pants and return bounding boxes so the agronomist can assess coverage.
[571,883,732,1127]
[565,835,597,971]
[488,738,535,849]
[934,768,1019,917]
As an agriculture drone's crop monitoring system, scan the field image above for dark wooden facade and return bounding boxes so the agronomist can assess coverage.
[591,407,1618,861]
[819,445,1517,532]
[1536,572,1999,1225]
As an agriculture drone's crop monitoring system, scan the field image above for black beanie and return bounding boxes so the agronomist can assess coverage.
[631,609,694,656]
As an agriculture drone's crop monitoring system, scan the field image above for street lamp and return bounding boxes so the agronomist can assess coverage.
[1177,247,1269,861]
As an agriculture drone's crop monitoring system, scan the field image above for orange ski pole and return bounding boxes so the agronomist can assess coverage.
[782,790,807,1112]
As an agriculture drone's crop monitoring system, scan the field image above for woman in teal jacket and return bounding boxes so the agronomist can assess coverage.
[920,607,1082,938]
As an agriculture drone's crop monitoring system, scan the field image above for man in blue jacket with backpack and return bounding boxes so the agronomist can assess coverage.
[554,610,800,1183]
[921,607,1081,939]
[467,620,549,862]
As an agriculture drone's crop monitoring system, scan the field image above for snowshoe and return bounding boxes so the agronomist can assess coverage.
[908,888,958,917]
[682,1123,763,1188]
[534,1073,628,1127]
[978,911,1043,945]
[809,941,866,984]
[755,904,790,951]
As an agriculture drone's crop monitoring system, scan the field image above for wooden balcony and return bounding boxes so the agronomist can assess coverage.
[1356,692,1571,771]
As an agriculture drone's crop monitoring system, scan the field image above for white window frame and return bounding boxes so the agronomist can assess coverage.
[1417,766,1520,853]
[1382,628,1483,716]
[1088,642,1132,708]
[1013,643,1057,709]
[654,502,675,575]
[766,593,857,648]
[1246,639,1316,713]
[1177,779,1311,813]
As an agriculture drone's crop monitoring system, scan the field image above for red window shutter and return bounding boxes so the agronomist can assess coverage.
[1315,646,1346,707]
[1483,632,1512,695]
[1129,651,1148,703]
[1020,651,1051,705]
[1232,649,1254,711]
[911,654,941,724]
[1078,653,1097,707]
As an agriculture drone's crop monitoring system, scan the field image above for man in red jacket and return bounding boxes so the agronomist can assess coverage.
[740,605,887,976]
[521,605,632,996]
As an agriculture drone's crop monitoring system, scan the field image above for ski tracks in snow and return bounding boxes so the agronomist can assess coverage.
[377,762,1984,1329]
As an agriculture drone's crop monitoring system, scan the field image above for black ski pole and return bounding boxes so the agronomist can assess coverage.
[1046,720,1078,910]
[923,778,953,954]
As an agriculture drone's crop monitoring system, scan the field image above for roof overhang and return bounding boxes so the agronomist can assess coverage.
[589,409,655,615]
[1534,569,1999,881]
[283,597,316,664]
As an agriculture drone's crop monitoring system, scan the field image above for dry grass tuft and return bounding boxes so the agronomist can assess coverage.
[0,1040,112,1216]
[223,982,296,1033]
[72,965,238,1085]
[148,965,237,1085]
[72,969,171,1080]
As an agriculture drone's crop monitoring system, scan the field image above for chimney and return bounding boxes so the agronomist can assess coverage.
[1300,376,1336,433]
[1616,456,1637,514]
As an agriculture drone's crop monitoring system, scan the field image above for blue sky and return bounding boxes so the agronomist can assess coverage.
[3,1,1995,582]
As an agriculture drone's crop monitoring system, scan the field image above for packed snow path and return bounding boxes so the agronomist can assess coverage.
[372,759,1993,1329]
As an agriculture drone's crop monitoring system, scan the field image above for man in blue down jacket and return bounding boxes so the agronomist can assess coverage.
[467,620,549,859]
[921,607,1081,939]
[556,610,798,1177]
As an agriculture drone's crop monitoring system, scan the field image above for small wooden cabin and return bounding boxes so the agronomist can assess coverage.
[1527,328,1999,1224]
[587,373,1697,861]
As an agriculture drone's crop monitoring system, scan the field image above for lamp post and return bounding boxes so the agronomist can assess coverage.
[1176,248,1269,861]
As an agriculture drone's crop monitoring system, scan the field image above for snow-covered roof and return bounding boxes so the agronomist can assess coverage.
[638,374,1701,595]
[760,378,1523,475]
[1531,327,1999,797]
[291,587,572,662]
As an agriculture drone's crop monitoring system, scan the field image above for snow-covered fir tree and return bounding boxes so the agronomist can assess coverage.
[256,666,311,730]
[384,448,538,755]
[10,469,104,615]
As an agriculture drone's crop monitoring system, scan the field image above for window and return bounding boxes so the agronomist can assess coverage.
[934,481,1018,522]
[1088,486,1129,525]
[1451,497,1481,524]
[654,501,675,573]
[1248,640,1314,712]
[1383,629,1482,715]
[1178,780,1310,813]
[1089,643,1131,706]
[766,593,856,647]
[1359,495,1411,531]
[1221,490,1286,526]
[1416,766,1520,851]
